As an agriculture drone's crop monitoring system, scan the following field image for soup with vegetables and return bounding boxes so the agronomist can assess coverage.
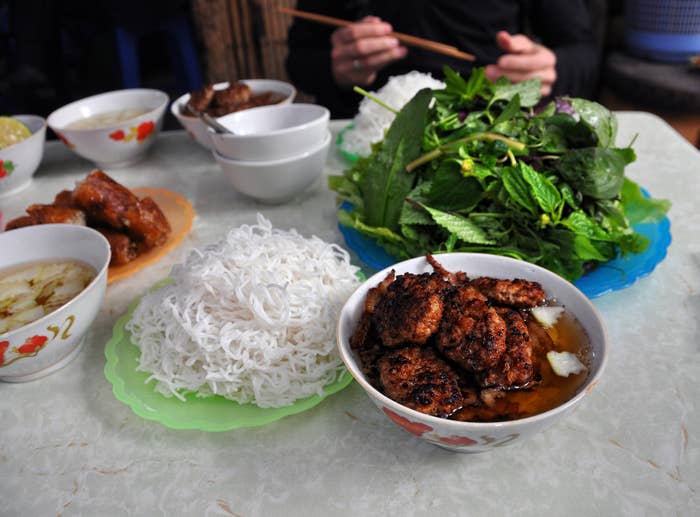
[0,259,96,334]
[66,108,150,130]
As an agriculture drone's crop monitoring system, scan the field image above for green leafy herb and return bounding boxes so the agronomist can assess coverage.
[329,67,670,281]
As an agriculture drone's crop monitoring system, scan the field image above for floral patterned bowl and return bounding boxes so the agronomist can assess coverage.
[336,253,608,453]
[47,89,168,169]
[0,115,46,198]
[0,224,110,382]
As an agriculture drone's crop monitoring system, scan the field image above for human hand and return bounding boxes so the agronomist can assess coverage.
[330,16,408,88]
[485,31,557,96]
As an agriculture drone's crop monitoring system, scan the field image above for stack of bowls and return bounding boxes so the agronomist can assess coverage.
[210,103,330,204]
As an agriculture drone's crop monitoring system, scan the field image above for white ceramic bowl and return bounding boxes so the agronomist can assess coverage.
[0,115,46,198]
[47,89,169,169]
[0,224,111,382]
[209,103,329,161]
[337,253,608,453]
[213,130,330,204]
[171,79,297,150]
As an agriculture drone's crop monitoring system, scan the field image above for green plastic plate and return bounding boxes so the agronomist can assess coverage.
[104,289,354,431]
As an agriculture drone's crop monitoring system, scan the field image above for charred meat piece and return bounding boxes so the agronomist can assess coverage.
[470,277,546,308]
[95,227,139,266]
[426,254,469,285]
[185,83,215,114]
[373,272,450,347]
[72,170,141,229]
[128,196,171,248]
[53,190,79,208]
[72,171,170,248]
[378,346,464,418]
[435,285,507,372]
[5,215,37,230]
[214,82,251,111]
[26,204,86,226]
[477,308,535,389]
[350,270,395,352]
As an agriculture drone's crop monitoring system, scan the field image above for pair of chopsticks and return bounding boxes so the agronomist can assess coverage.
[278,7,476,63]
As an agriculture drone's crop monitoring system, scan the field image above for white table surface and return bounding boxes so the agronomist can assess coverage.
[1,114,698,517]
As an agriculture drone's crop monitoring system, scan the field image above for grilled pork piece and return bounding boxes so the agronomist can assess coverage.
[94,227,139,266]
[373,271,450,347]
[477,308,535,389]
[186,83,215,114]
[435,285,507,372]
[214,82,251,111]
[72,170,170,248]
[470,277,545,308]
[378,346,464,418]
[26,204,86,226]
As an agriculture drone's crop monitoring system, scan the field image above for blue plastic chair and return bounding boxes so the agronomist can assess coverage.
[115,14,204,91]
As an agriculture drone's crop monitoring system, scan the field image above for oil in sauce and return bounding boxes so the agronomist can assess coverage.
[451,310,592,422]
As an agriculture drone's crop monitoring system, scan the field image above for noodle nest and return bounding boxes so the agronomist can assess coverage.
[126,215,361,408]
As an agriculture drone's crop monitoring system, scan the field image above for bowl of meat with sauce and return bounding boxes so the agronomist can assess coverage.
[47,89,169,168]
[337,253,608,453]
[0,224,111,382]
[171,79,297,150]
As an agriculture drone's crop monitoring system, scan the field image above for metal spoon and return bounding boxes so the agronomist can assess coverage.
[201,112,234,135]
[187,106,234,135]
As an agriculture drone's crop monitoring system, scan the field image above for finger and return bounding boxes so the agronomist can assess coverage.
[334,45,407,77]
[495,31,537,54]
[497,47,556,73]
[332,21,393,46]
[332,36,400,61]
[358,45,408,70]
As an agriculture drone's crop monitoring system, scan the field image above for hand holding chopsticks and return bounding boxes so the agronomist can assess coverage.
[279,7,475,63]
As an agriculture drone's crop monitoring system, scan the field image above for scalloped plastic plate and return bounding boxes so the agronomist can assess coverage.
[104,291,353,431]
[338,194,671,299]
[335,123,361,164]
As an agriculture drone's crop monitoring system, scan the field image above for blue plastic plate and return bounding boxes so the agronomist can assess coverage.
[338,200,671,299]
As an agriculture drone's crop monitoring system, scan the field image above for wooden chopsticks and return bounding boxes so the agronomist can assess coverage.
[278,7,476,63]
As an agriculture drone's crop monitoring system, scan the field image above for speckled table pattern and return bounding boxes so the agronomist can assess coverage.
[0,115,698,517]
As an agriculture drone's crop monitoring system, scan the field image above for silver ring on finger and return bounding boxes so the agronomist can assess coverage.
[352,59,362,71]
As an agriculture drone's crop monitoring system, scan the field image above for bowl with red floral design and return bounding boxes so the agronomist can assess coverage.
[336,253,608,453]
[47,89,168,168]
[0,224,110,382]
[0,115,46,198]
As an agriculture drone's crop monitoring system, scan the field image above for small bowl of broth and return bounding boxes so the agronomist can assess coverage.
[0,224,111,382]
[336,253,608,453]
[47,89,169,168]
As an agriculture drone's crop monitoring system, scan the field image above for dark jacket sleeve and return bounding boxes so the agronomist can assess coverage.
[528,0,600,98]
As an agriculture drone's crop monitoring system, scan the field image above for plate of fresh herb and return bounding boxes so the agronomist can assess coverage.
[329,67,671,297]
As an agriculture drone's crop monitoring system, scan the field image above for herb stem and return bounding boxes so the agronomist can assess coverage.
[353,86,398,114]
[406,132,526,172]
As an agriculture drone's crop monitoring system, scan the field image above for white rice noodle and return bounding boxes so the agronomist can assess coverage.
[125,214,361,408]
[340,71,445,157]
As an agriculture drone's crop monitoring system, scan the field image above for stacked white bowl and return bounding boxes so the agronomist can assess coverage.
[210,103,331,204]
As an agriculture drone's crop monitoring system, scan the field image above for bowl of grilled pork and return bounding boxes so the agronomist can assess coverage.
[171,80,296,150]
[337,253,608,453]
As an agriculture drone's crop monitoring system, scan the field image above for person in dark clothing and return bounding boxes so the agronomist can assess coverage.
[286,1,599,118]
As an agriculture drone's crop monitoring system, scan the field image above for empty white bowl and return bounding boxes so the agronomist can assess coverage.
[0,224,111,382]
[213,130,330,204]
[337,253,608,453]
[209,103,330,161]
[0,115,46,197]
[171,79,297,150]
[47,89,168,169]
